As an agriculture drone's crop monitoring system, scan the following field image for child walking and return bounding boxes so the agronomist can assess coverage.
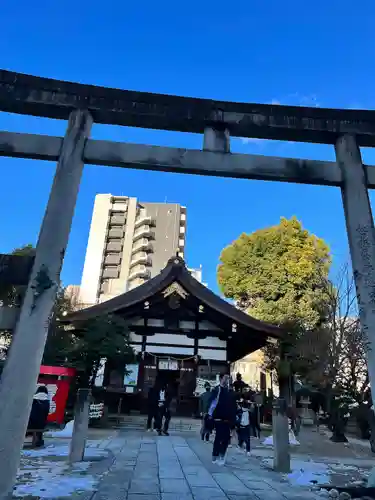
[236,399,251,455]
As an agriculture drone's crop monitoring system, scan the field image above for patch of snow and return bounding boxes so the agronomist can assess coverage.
[14,461,97,498]
[262,458,331,486]
[22,444,107,459]
[262,436,273,446]
[329,464,358,472]
[288,460,331,486]
[22,445,70,458]
[45,420,74,438]
[263,430,300,446]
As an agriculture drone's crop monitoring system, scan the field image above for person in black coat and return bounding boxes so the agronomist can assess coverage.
[27,385,50,447]
[232,373,248,395]
[208,373,237,465]
[147,381,161,431]
[154,383,173,436]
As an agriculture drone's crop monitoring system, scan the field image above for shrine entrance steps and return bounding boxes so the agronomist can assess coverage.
[108,414,202,432]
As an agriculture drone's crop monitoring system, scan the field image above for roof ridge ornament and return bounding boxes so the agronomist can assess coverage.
[163,282,189,299]
[166,255,185,267]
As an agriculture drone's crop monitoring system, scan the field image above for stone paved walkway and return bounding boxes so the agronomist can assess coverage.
[92,431,325,500]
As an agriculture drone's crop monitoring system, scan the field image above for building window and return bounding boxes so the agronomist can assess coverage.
[111,200,128,211]
[106,240,123,253]
[102,266,120,279]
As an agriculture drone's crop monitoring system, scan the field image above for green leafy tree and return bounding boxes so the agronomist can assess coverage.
[0,244,36,306]
[217,217,331,398]
[0,243,135,387]
[0,245,36,374]
[65,314,134,388]
[218,217,331,328]
[44,305,135,388]
[11,244,36,257]
[42,286,78,366]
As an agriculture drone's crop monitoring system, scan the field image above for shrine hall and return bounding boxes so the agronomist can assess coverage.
[65,257,284,416]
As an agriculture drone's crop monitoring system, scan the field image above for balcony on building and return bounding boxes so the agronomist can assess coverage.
[179,226,186,235]
[131,239,153,254]
[104,253,121,266]
[106,240,123,252]
[180,212,186,224]
[130,251,152,268]
[134,215,154,229]
[102,266,120,279]
[128,265,151,282]
[133,225,154,241]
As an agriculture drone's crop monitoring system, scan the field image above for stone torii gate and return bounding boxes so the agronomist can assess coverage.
[1,69,375,495]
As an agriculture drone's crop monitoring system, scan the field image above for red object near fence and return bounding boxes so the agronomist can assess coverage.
[37,366,76,424]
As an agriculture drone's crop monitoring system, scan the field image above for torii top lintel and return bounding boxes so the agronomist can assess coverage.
[1,70,375,146]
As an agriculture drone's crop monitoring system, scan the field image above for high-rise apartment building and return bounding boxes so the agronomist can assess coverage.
[79,194,186,305]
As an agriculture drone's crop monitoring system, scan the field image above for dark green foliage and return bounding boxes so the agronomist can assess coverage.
[11,244,36,257]
[0,244,35,306]
[217,217,331,385]
[43,291,134,388]
[218,217,331,328]
[1,244,134,389]
[61,314,134,387]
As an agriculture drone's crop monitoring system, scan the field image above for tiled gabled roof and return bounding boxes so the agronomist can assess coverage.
[66,257,283,340]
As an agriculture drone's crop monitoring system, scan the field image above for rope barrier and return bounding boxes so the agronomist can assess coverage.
[142,351,198,363]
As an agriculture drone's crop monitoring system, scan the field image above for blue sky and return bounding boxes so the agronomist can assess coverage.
[1,0,375,293]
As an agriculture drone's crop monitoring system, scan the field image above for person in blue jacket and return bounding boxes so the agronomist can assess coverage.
[208,373,237,465]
